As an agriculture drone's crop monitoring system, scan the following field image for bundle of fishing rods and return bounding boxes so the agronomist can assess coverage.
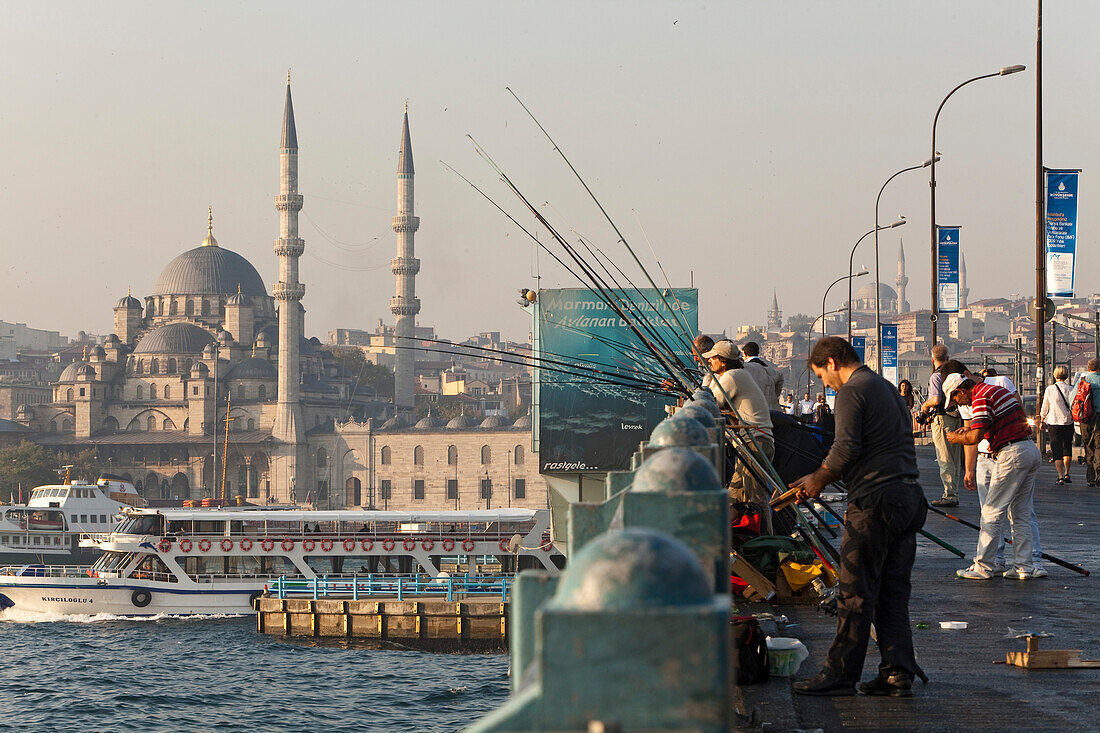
[381,88,1089,581]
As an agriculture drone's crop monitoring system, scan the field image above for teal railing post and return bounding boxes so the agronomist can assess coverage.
[323,574,328,598]
[312,577,318,600]
[501,578,507,602]
[447,574,453,602]
[397,577,403,601]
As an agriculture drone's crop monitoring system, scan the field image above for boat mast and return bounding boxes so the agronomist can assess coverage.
[220,392,232,501]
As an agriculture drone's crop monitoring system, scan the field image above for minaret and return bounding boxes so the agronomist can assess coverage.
[895,240,909,315]
[959,253,969,309]
[766,290,782,331]
[272,75,305,450]
[390,102,420,412]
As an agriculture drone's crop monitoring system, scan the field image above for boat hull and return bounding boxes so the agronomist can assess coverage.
[0,576,260,616]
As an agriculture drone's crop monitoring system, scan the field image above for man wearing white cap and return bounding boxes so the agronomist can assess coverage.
[702,340,774,512]
[943,372,1041,580]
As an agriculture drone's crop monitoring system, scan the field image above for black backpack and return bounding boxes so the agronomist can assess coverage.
[732,616,770,685]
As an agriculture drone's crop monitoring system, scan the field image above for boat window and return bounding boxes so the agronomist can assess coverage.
[130,555,177,583]
[100,515,108,524]
[79,515,87,524]
[92,551,137,573]
[117,514,164,536]
[33,536,41,545]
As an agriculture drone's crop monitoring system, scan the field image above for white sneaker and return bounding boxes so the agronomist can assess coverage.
[1002,567,1033,580]
[957,564,993,580]
[1030,566,1049,578]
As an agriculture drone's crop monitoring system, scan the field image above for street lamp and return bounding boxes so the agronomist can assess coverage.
[929,64,1026,345]
[823,269,869,344]
[850,219,906,340]
[805,308,848,395]
[875,157,939,372]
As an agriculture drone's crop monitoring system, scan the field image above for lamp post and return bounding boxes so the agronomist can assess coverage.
[850,219,906,340]
[823,269,868,344]
[929,64,1026,345]
[805,308,849,395]
[875,158,938,372]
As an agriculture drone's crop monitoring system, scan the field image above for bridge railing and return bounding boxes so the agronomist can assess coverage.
[267,573,513,602]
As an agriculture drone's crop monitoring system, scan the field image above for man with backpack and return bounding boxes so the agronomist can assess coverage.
[1073,359,1100,486]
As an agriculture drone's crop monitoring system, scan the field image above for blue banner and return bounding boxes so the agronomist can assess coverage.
[1046,170,1081,298]
[881,325,898,385]
[937,227,961,313]
[851,336,866,363]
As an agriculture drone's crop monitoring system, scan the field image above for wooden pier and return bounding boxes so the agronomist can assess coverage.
[255,596,509,652]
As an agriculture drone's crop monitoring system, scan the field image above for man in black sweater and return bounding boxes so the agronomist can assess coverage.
[789,337,927,697]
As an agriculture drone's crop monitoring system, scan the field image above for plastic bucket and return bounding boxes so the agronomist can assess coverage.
[766,636,809,677]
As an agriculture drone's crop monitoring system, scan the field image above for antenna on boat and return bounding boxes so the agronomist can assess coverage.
[220,392,232,502]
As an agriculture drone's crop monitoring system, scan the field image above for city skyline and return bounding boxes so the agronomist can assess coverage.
[2,2,1098,342]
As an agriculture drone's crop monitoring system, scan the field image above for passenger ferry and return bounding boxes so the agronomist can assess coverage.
[0,507,560,616]
[0,475,144,564]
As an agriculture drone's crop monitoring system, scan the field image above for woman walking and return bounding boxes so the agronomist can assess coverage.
[1040,365,1075,484]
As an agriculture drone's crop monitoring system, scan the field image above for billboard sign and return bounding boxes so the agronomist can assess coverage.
[1045,169,1081,298]
[881,324,898,385]
[937,226,961,314]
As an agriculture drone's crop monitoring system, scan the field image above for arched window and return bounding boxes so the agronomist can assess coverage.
[66,388,74,402]
[150,358,159,374]
[135,360,143,375]
[258,384,267,400]
[136,385,144,399]
[481,445,491,465]
[163,384,170,399]
[380,446,391,465]
[168,358,177,373]
[447,445,458,465]
[169,300,178,316]
[414,445,424,466]
[201,299,210,316]
[237,384,246,400]
[103,416,119,432]
[147,415,156,431]
[514,445,524,465]
[247,418,255,431]
[149,383,156,399]
[163,417,175,430]
[316,448,328,471]
[49,421,57,433]
[62,417,73,432]
[185,300,194,316]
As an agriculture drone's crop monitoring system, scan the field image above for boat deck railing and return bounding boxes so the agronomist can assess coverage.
[268,573,513,602]
[0,564,91,578]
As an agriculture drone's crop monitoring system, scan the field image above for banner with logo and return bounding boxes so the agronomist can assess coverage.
[881,324,899,385]
[937,226,961,314]
[851,336,866,363]
[1045,170,1081,298]
[536,288,698,472]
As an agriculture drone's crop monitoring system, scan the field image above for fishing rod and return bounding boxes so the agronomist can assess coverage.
[927,504,1089,576]
[505,87,702,364]
[632,208,697,343]
[464,136,694,394]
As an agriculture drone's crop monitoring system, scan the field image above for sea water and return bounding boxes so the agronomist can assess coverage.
[0,610,509,732]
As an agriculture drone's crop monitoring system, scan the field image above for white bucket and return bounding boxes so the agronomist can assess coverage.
[766,636,810,677]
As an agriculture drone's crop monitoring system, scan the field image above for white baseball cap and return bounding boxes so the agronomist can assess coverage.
[701,340,740,360]
[942,372,971,406]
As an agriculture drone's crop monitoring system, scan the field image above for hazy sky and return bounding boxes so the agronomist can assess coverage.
[2,1,1096,342]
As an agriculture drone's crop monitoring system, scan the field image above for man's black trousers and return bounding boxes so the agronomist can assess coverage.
[824,481,927,682]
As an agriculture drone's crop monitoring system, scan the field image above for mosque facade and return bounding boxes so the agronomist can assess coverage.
[15,80,547,510]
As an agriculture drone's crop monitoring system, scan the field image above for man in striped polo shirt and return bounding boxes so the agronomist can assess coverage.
[943,372,1041,580]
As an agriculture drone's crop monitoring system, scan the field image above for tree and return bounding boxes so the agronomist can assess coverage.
[0,441,60,500]
[324,347,395,400]
[64,448,104,483]
[784,313,814,334]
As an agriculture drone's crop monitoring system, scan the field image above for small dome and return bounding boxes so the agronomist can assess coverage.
[189,362,210,377]
[217,329,233,344]
[226,291,250,306]
[105,333,120,345]
[512,411,532,429]
[59,362,84,382]
[202,343,217,359]
[89,345,106,361]
[548,529,710,611]
[379,413,409,431]
[134,323,215,355]
[116,294,142,309]
[76,364,96,379]
[631,447,722,494]
[649,416,709,448]
[227,357,276,380]
[445,414,476,430]
[479,416,506,429]
[413,413,443,430]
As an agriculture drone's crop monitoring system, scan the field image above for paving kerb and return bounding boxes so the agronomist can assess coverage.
[736,445,1099,732]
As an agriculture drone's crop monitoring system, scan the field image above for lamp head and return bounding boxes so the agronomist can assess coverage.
[1000,64,1026,76]
[889,217,907,229]
[855,267,869,277]
[922,153,942,167]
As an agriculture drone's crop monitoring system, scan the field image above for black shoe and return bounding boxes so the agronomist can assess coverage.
[792,671,856,697]
[859,672,913,697]
[931,498,959,507]
[1064,475,1072,484]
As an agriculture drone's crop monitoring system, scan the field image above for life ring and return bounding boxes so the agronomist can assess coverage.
[421,538,434,552]
[261,538,275,552]
[382,538,395,552]
[303,538,316,552]
[361,538,374,552]
[239,537,253,551]
[442,538,455,552]
[462,538,475,553]
[321,538,334,552]
[220,538,233,552]
[343,538,356,552]
[539,537,552,551]
[403,537,416,552]
[499,538,511,553]
[157,539,171,553]
[179,538,192,553]
[281,538,294,552]
[198,538,212,553]
[131,589,152,608]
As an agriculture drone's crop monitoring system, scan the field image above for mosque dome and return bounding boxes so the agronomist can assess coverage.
[116,294,142,309]
[59,362,85,382]
[512,412,532,429]
[227,357,276,380]
[445,414,476,430]
[479,416,507,429]
[152,220,268,297]
[75,364,96,379]
[413,413,443,430]
[133,323,215,355]
[226,290,250,307]
[854,282,898,302]
[189,362,210,378]
[379,414,409,431]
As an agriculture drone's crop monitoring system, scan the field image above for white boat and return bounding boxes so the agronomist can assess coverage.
[0,507,561,617]
[0,475,144,564]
